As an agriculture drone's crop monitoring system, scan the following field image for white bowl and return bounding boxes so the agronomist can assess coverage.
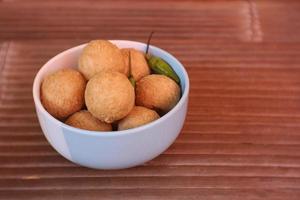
[32,40,190,169]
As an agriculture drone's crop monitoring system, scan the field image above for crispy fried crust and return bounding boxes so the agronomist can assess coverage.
[41,68,86,119]
[118,106,160,130]
[121,48,150,81]
[136,74,180,113]
[65,110,112,131]
[79,40,127,79]
[85,71,135,123]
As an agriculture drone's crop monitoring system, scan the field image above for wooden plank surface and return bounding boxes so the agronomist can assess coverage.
[1,0,300,199]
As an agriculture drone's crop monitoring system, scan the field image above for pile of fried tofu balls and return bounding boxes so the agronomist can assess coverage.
[41,40,181,131]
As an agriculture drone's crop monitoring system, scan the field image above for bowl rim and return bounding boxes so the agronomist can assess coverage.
[32,40,190,137]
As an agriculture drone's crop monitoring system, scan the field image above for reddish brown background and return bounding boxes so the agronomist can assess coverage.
[1,0,300,199]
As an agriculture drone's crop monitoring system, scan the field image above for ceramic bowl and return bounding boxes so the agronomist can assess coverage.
[32,40,189,169]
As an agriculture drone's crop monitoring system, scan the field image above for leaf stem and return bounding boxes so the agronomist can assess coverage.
[146,31,154,54]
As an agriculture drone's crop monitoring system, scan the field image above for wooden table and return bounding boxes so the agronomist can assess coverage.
[1,0,300,199]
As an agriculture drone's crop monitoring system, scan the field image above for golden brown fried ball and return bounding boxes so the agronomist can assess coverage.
[118,106,160,130]
[85,71,135,123]
[121,48,150,81]
[41,68,86,119]
[136,74,180,113]
[78,40,127,80]
[65,110,112,131]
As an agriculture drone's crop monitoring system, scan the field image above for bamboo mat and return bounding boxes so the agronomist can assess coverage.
[1,0,300,199]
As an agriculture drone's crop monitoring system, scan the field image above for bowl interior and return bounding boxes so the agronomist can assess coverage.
[33,40,189,135]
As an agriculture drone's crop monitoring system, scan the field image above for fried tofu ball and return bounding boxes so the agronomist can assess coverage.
[65,110,112,131]
[41,68,86,119]
[136,74,180,113]
[118,106,160,130]
[121,48,150,80]
[121,48,150,81]
[79,40,127,80]
[85,71,135,123]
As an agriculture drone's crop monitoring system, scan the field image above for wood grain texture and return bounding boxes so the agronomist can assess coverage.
[1,0,300,199]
